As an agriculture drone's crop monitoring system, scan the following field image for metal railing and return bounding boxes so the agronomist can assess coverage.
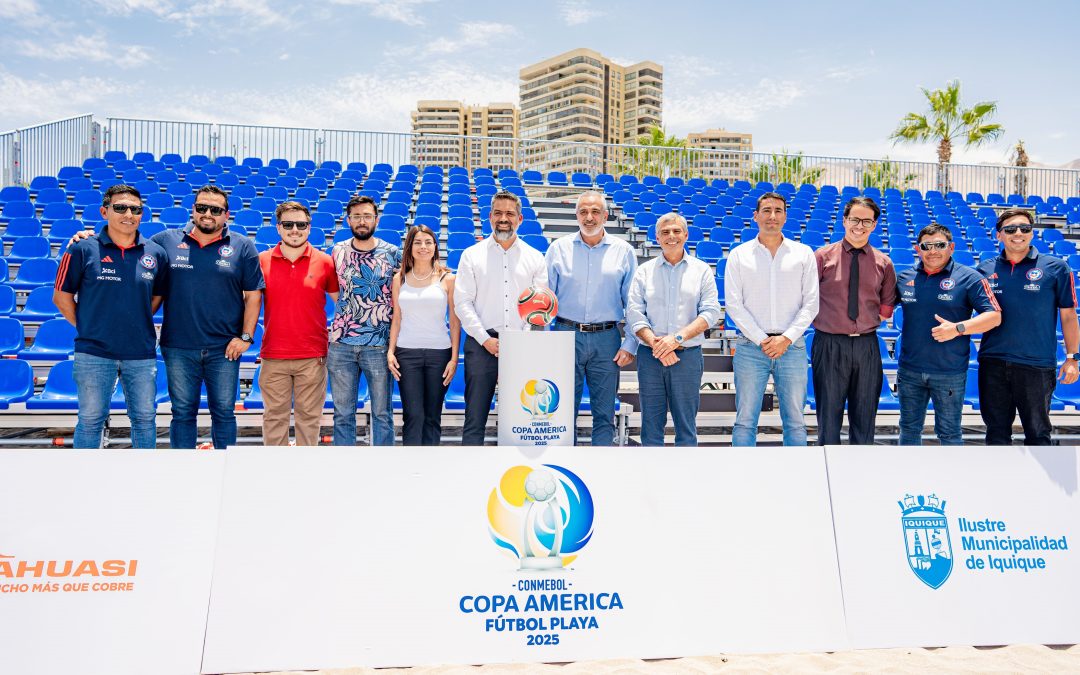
[4,114,1080,201]
[0,114,96,186]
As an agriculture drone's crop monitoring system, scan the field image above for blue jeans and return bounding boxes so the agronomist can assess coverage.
[553,323,621,446]
[328,341,394,446]
[732,336,808,447]
[637,346,703,446]
[73,353,157,449]
[897,366,967,445]
[161,346,240,449]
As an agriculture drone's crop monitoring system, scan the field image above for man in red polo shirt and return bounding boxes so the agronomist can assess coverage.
[259,201,339,445]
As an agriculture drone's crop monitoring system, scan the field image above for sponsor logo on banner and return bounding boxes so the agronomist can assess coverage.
[899,493,1071,588]
[511,379,568,445]
[0,550,139,595]
[899,494,953,589]
[459,465,622,647]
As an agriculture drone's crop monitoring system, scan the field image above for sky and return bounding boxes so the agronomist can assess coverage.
[2,0,1079,167]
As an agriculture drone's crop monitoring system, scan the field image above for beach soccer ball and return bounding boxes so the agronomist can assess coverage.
[517,286,558,327]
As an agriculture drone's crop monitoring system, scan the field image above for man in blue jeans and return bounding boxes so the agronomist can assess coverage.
[54,184,169,448]
[546,191,638,446]
[155,185,263,448]
[626,212,722,446]
[896,224,1001,445]
[329,196,401,445]
[725,192,819,446]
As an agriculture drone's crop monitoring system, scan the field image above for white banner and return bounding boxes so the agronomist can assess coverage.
[201,446,847,673]
[826,445,1080,647]
[0,449,226,675]
[498,330,575,446]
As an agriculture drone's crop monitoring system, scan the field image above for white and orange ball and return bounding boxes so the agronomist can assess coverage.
[517,286,558,327]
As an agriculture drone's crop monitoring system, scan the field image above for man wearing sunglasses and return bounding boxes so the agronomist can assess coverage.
[258,201,339,446]
[154,185,264,448]
[975,208,1079,445]
[895,224,1001,445]
[54,184,169,448]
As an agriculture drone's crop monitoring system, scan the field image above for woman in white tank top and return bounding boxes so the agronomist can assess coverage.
[388,225,461,445]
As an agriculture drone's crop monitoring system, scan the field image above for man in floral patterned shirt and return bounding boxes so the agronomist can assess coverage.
[329,195,401,445]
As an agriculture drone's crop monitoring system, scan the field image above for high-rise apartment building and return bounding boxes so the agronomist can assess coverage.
[687,129,754,182]
[519,48,662,175]
[410,100,519,171]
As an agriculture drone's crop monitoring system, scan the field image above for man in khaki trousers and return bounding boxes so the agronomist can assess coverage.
[258,201,339,445]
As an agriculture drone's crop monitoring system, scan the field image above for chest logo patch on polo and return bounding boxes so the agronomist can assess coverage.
[939,278,955,290]
[219,245,234,258]
[1026,268,1044,281]
[139,255,156,270]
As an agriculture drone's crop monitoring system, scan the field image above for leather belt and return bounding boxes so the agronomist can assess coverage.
[555,317,618,333]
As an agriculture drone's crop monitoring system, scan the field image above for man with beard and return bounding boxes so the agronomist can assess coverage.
[454,190,547,445]
[259,201,339,446]
[69,185,263,449]
[329,195,401,446]
[546,190,637,445]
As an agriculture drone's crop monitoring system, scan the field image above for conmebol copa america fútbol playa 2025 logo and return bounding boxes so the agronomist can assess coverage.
[899,493,953,589]
[488,465,594,570]
[520,379,560,419]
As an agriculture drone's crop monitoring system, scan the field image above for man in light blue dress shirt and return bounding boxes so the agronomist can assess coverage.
[626,212,722,446]
[547,191,638,446]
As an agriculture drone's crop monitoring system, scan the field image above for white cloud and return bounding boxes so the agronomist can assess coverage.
[279,52,290,61]
[94,0,288,30]
[558,0,603,26]
[665,78,806,132]
[92,0,172,16]
[0,69,110,130]
[0,0,45,24]
[824,65,872,83]
[328,0,433,26]
[426,21,518,55]
[16,34,152,68]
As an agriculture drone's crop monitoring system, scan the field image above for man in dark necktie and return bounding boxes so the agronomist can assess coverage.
[811,197,898,445]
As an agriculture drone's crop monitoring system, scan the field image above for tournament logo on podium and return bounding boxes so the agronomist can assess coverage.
[487,465,594,570]
[520,379,560,420]
[899,493,953,589]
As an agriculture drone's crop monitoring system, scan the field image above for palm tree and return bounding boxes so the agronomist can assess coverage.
[749,150,824,186]
[614,125,698,179]
[890,79,1004,192]
[861,157,919,193]
[1011,139,1029,197]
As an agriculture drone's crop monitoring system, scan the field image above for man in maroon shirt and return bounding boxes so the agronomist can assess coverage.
[812,197,898,444]
[258,201,339,446]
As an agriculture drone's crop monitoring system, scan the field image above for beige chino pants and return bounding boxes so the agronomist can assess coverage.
[259,357,327,446]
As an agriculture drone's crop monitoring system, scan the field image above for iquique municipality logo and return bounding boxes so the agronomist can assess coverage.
[899,493,953,589]
[488,465,593,570]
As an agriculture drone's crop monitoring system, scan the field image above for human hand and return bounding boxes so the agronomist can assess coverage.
[483,337,499,357]
[442,359,457,386]
[387,351,401,380]
[224,338,251,361]
[613,349,634,367]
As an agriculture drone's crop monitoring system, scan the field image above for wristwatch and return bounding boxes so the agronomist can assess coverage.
[955,322,966,335]
[239,333,253,343]
[674,333,684,344]
[1067,353,1080,361]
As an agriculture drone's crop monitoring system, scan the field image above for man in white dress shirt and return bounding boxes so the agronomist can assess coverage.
[454,190,547,445]
[725,191,819,446]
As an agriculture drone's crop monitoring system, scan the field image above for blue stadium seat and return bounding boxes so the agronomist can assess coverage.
[446,232,476,250]
[547,172,568,187]
[0,317,24,356]
[708,227,735,247]
[696,241,724,264]
[1,201,35,224]
[4,217,44,241]
[26,360,80,409]
[255,226,281,246]
[18,318,76,360]
[18,286,61,321]
[8,236,51,261]
[34,187,67,206]
[522,234,548,253]
[0,359,33,407]
[48,219,85,246]
[518,220,542,237]
[40,202,75,226]
[10,257,58,291]
[29,176,60,196]
[0,186,29,208]
[445,249,462,271]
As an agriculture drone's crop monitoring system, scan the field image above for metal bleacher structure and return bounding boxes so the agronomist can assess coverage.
[3,115,1080,446]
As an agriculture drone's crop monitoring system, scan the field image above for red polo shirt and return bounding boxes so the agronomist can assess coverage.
[259,243,339,359]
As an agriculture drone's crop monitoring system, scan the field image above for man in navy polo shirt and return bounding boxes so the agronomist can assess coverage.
[154,185,263,449]
[896,224,1001,445]
[976,208,1079,445]
[54,184,169,448]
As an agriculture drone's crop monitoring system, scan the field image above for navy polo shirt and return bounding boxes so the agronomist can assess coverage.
[896,258,1000,374]
[153,225,264,349]
[55,226,169,360]
[976,247,1076,368]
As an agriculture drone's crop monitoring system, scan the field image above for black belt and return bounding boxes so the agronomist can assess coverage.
[486,329,499,338]
[766,332,783,337]
[817,330,877,338]
[555,317,618,333]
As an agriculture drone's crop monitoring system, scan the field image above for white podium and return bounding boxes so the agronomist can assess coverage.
[497,330,575,446]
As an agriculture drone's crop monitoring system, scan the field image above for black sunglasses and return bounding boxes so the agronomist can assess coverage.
[917,241,950,251]
[109,204,144,215]
[279,221,310,230]
[194,203,227,216]
[1000,224,1033,235]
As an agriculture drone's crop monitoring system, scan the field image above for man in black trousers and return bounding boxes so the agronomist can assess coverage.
[811,197,898,444]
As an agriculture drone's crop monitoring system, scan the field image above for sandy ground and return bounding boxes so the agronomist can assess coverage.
[231,644,1080,674]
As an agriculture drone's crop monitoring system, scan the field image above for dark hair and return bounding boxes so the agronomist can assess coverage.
[345,195,379,218]
[194,185,229,209]
[275,200,310,222]
[917,223,953,242]
[491,190,522,213]
[755,191,787,211]
[843,196,880,221]
[102,183,141,207]
[995,207,1034,230]
[400,225,443,277]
